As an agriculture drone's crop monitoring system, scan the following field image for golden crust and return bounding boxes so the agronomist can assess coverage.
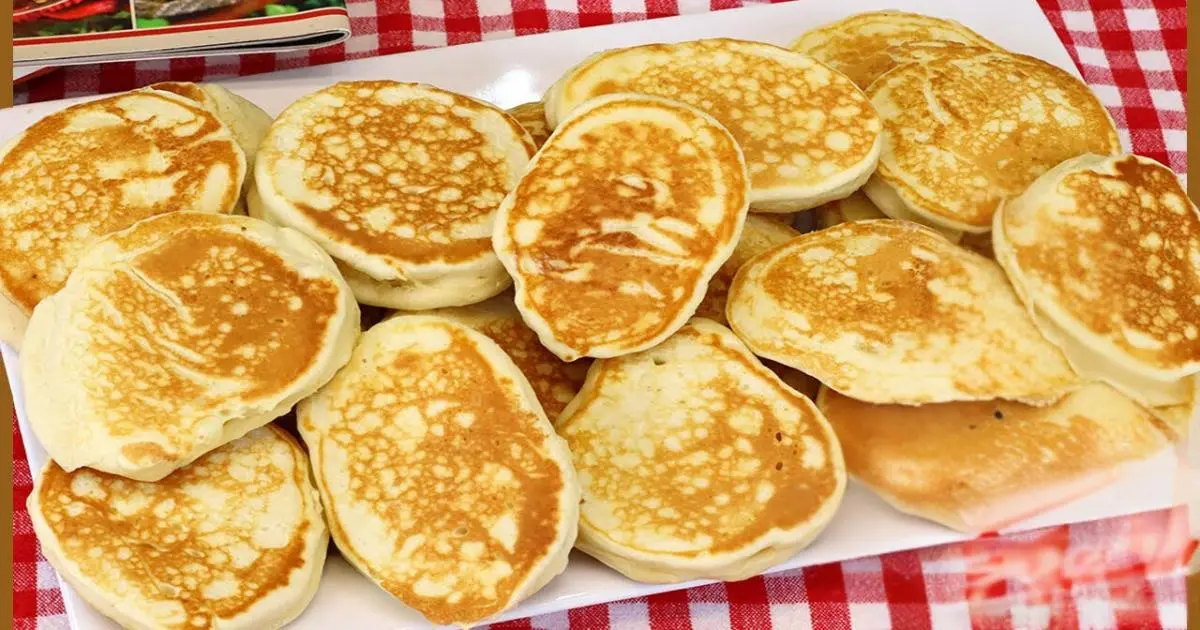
[694,215,800,326]
[506,101,551,148]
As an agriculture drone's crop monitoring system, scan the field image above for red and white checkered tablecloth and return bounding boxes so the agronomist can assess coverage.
[11,1,1192,628]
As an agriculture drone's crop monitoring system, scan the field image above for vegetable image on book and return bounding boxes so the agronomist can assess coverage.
[14,0,348,66]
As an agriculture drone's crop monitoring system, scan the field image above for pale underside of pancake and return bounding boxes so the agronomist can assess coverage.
[726,219,1080,405]
[494,93,750,361]
[147,82,273,211]
[817,384,1169,533]
[506,101,551,148]
[404,292,591,420]
[0,89,245,347]
[22,212,359,481]
[789,10,1001,88]
[297,315,579,626]
[253,81,535,310]
[558,318,846,583]
[544,38,881,212]
[28,426,328,630]
[814,189,993,257]
[994,154,1200,411]
[864,48,1120,233]
[694,214,800,326]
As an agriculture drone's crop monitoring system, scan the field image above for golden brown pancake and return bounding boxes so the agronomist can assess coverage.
[865,48,1120,233]
[818,385,1170,533]
[298,315,578,626]
[22,212,359,481]
[0,90,244,320]
[995,153,1200,409]
[506,101,551,147]
[790,11,1001,88]
[404,293,591,420]
[494,93,750,361]
[559,319,845,582]
[813,189,887,230]
[694,214,801,326]
[28,425,328,629]
[726,219,1079,405]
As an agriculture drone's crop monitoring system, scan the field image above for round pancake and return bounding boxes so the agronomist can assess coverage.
[506,101,551,148]
[726,219,1079,405]
[695,214,800,326]
[790,10,1001,88]
[494,93,750,361]
[0,89,245,340]
[544,38,881,212]
[28,425,327,630]
[994,154,1200,407]
[405,292,591,420]
[559,318,845,582]
[22,212,359,481]
[298,315,578,626]
[252,81,535,310]
[864,48,1120,233]
[817,384,1169,533]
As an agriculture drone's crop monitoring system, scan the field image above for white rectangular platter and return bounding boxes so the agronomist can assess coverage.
[0,1,1185,628]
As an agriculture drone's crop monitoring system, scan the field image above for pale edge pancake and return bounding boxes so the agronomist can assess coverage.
[298,315,579,626]
[21,212,360,481]
[816,384,1170,533]
[559,318,846,583]
[494,92,750,361]
[28,425,328,630]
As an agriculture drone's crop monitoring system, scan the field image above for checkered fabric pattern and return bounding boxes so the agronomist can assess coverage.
[10,1,1191,628]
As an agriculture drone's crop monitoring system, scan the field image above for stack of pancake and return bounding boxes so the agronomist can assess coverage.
[6,7,1195,629]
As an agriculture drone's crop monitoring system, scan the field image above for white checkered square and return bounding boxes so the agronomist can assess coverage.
[410,0,444,18]
[1135,49,1173,72]
[1123,8,1161,31]
[607,601,649,630]
[848,602,891,628]
[769,603,813,630]
[528,609,570,629]
[37,560,59,590]
[1075,46,1108,68]
[1074,596,1116,628]
[688,602,733,630]
[346,33,380,55]
[1163,129,1186,152]
[412,29,449,48]
[1157,601,1188,628]
[1090,83,1121,108]
[929,601,971,629]
[1118,128,1133,152]
[36,615,70,630]
[477,1,511,17]
[1061,10,1096,33]
[1150,88,1185,112]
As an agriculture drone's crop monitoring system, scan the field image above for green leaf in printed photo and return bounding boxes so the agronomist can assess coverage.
[129,0,342,28]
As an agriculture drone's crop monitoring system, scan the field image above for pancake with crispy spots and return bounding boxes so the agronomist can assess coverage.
[790,11,1001,88]
[864,48,1120,233]
[22,212,359,481]
[28,426,327,630]
[544,39,881,212]
[994,154,1200,411]
[405,293,591,419]
[252,81,536,310]
[506,101,551,148]
[559,318,845,582]
[494,93,750,361]
[818,384,1169,533]
[0,89,245,348]
[726,220,1079,405]
[298,315,578,626]
[694,215,800,326]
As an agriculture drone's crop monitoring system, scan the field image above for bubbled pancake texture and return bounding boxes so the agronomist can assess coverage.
[497,96,747,359]
[34,427,318,630]
[0,91,242,313]
[303,318,570,625]
[561,320,841,558]
[555,39,879,197]
[728,220,1078,404]
[1003,156,1200,371]
[869,50,1119,229]
[258,81,531,273]
[694,215,799,326]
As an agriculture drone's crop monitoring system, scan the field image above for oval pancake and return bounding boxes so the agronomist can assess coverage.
[864,49,1120,233]
[506,101,551,148]
[726,219,1079,405]
[544,38,881,212]
[994,153,1200,408]
[494,93,750,361]
[405,292,591,419]
[0,89,245,345]
[28,425,327,630]
[559,318,846,582]
[298,315,578,626]
[22,212,360,481]
[694,214,800,326]
[252,81,536,310]
[790,10,1001,88]
[817,384,1169,533]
